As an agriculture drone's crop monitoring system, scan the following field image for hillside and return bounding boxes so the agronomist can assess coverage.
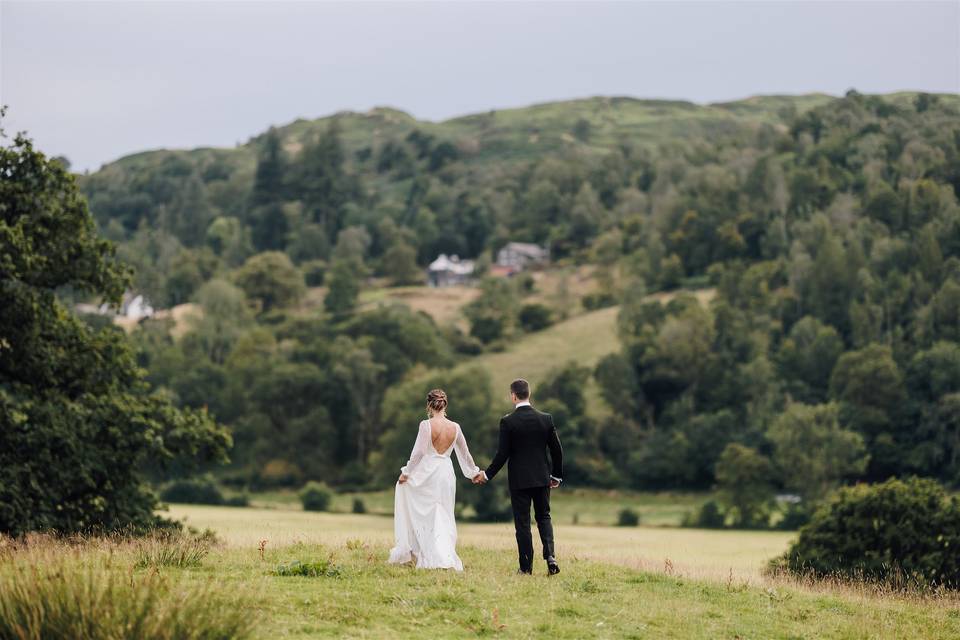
[72,89,960,511]
[415,286,716,412]
[88,93,837,179]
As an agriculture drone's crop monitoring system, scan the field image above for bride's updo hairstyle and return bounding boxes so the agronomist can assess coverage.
[426,388,448,416]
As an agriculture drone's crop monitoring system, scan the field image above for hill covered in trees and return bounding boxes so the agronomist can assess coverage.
[73,90,960,526]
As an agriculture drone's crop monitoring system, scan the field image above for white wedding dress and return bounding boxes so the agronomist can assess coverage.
[388,419,481,571]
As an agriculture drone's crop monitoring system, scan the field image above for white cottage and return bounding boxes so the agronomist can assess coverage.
[427,254,475,287]
[495,242,549,272]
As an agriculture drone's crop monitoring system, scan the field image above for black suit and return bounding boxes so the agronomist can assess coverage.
[485,404,563,572]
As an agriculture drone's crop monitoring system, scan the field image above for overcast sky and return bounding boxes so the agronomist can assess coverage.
[2,0,958,172]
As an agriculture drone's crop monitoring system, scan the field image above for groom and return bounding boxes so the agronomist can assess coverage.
[475,379,563,575]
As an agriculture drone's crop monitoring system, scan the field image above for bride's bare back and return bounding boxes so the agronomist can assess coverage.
[429,416,458,453]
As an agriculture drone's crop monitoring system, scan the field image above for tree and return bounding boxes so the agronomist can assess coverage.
[331,338,387,465]
[182,279,251,365]
[234,251,305,313]
[250,202,289,252]
[165,246,218,306]
[776,316,844,403]
[292,120,355,240]
[381,240,422,286]
[206,216,252,267]
[715,444,774,528]
[324,259,360,316]
[332,225,371,269]
[247,362,336,482]
[829,343,905,447]
[573,118,592,142]
[0,131,230,536]
[250,127,287,206]
[768,402,868,503]
[464,278,518,343]
[568,182,606,248]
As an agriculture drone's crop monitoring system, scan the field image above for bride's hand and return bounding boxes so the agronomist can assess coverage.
[398,474,408,484]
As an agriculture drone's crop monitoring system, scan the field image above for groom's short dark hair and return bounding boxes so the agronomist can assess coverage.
[510,379,530,400]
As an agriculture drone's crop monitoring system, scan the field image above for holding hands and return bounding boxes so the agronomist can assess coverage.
[472,472,487,485]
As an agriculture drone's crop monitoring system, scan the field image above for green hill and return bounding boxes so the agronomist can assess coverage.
[93,93,840,178]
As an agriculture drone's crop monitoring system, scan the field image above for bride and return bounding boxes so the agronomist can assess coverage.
[388,388,485,571]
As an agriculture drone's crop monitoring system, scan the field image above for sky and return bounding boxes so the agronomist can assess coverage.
[2,0,958,172]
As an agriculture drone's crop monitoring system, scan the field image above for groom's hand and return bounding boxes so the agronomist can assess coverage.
[549,478,561,489]
[472,472,487,484]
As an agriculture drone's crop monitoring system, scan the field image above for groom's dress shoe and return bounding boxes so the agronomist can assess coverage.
[547,559,560,576]
[517,568,532,575]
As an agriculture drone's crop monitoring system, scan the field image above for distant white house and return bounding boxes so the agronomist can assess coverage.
[76,292,155,321]
[495,242,549,273]
[427,254,475,287]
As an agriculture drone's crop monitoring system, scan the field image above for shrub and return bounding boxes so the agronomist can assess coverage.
[443,326,484,355]
[779,477,960,587]
[352,498,367,514]
[159,477,224,505]
[0,541,255,639]
[299,482,333,512]
[776,502,812,531]
[518,303,553,332]
[273,559,342,578]
[258,459,304,488]
[581,292,617,310]
[617,508,640,527]
[223,493,250,507]
[469,315,505,344]
[301,259,327,287]
[300,260,327,287]
[689,500,726,529]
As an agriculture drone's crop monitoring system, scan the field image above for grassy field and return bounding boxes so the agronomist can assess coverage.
[169,504,792,583]
[5,507,958,638]
[246,488,707,528]
[143,505,960,639]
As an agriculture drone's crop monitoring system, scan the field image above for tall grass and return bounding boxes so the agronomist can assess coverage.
[0,535,256,640]
[133,530,216,569]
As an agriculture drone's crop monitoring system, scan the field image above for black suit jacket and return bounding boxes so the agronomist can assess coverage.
[485,405,563,490]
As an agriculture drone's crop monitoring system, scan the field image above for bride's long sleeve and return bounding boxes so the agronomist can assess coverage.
[400,420,431,477]
[453,425,481,479]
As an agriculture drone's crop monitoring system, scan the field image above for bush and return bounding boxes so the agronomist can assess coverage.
[778,477,960,587]
[258,459,304,488]
[617,508,640,527]
[159,477,224,505]
[273,559,342,578]
[223,493,250,507]
[443,326,484,355]
[688,500,726,529]
[776,502,812,531]
[351,498,367,514]
[469,315,505,344]
[581,292,617,310]
[518,303,553,332]
[301,259,327,287]
[299,482,333,512]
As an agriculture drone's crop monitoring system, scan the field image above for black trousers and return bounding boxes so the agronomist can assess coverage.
[510,485,554,572]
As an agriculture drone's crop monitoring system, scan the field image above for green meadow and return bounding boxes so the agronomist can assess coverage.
[68,504,953,639]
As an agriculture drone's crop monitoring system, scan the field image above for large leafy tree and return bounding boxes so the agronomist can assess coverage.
[0,130,231,536]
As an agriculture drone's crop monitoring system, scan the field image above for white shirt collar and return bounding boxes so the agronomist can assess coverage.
[515,401,531,408]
